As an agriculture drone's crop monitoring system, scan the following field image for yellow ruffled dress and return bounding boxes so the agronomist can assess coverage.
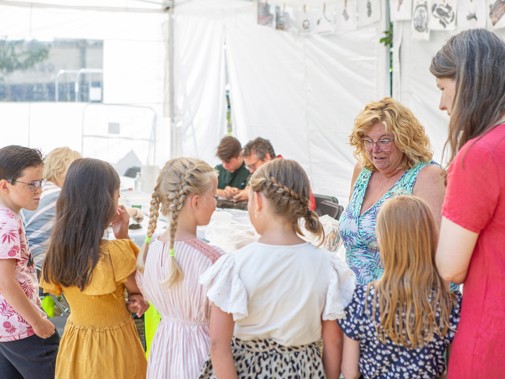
[40,239,147,379]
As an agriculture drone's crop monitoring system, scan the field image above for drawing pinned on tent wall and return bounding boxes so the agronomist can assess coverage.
[412,0,430,40]
[489,0,505,29]
[275,5,295,31]
[457,0,487,29]
[390,0,413,21]
[315,3,337,35]
[335,0,357,31]
[294,4,319,34]
[429,0,457,30]
[258,2,275,28]
[357,0,380,26]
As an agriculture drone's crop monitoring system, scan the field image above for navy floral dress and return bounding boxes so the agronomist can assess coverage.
[339,286,462,379]
[339,162,434,285]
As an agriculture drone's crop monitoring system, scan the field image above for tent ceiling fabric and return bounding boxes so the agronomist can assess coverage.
[0,0,168,12]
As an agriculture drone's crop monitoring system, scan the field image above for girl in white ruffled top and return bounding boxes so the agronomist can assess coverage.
[199,159,356,379]
[136,158,223,379]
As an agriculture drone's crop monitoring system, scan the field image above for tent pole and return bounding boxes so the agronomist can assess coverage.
[167,1,178,159]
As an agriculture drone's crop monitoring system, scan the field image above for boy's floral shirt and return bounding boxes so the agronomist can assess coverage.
[0,206,44,342]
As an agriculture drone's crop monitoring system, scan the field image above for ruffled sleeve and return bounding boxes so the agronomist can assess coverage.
[322,253,356,320]
[82,239,138,296]
[39,277,63,296]
[199,253,248,321]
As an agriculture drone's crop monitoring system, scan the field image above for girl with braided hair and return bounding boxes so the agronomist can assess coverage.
[135,157,224,379]
[199,158,355,379]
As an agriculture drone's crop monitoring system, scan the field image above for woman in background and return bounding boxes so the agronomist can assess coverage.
[339,98,445,286]
[23,147,80,266]
[431,28,505,379]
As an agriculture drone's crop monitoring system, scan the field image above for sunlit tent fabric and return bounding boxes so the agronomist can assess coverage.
[3,0,503,203]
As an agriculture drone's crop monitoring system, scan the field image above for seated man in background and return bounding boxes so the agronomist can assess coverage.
[215,136,250,199]
[22,147,81,266]
[236,137,316,210]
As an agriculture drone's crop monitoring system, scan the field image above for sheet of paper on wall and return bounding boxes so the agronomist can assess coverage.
[357,0,381,27]
[257,2,275,28]
[390,0,413,21]
[335,0,358,32]
[411,0,430,41]
[429,0,457,31]
[294,7,319,35]
[275,5,295,32]
[489,0,505,29]
[457,0,487,29]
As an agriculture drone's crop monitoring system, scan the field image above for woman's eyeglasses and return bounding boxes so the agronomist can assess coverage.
[8,178,47,192]
[362,137,394,150]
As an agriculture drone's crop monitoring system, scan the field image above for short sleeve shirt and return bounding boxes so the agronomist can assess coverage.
[339,285,461,379]
[0,206,43,342]
[216,162,250,190]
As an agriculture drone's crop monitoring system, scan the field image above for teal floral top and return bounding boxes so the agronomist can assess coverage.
[339,161,435,285]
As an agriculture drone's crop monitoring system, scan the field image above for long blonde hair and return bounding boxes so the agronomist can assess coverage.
[249,159,324,242]
[370,195,456,348]
[137,157,216,286]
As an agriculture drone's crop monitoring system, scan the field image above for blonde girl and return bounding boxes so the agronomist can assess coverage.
[136,157,223,379]
[199,158,355,379]
[339,195,461,379]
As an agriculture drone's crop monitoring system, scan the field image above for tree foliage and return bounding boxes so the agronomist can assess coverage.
[0,38,50,80]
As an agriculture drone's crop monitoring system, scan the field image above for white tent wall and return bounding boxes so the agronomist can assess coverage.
[392,21,505,166]
[0,2,169,168]
[174,0,390,203]
[170,4,228,160]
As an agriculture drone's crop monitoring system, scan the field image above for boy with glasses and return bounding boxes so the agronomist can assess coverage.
[0,145,59,379]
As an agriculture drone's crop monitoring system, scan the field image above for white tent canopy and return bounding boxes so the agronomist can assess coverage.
[1,0,503,203]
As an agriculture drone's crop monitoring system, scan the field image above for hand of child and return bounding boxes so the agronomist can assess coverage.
[32,317,56,339]
[111,205,130,239]
[127,293,149,318]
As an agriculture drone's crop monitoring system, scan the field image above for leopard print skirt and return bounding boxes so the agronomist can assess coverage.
[199,337,326,378]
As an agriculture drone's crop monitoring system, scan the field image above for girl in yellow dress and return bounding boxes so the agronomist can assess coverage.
[41,158,148,379]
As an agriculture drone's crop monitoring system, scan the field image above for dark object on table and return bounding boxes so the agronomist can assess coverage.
[217,199,248,210]
[124,166,141,178]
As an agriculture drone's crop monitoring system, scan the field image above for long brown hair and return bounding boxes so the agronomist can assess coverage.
[137,157,216,286]
[42,158,120,290]
[370,195,456,348]
[430,29,505,166]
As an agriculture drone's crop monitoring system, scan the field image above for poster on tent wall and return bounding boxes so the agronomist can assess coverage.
[390,0,413,21]
[429,0,457,30]
[457,0,487,29]
[335,0,358,31]
[412,0,430,40]
[315,4,337,35]
[357,0,381,27]
[294,7,320,34]
[275,5,295,32]
[488,0,505,29]
[258,2,275,28]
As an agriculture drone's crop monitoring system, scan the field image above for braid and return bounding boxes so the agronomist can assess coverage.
[146,157,216,286]
[250,159,324,243]
[137,191,160,271]
[162,168,195,286]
